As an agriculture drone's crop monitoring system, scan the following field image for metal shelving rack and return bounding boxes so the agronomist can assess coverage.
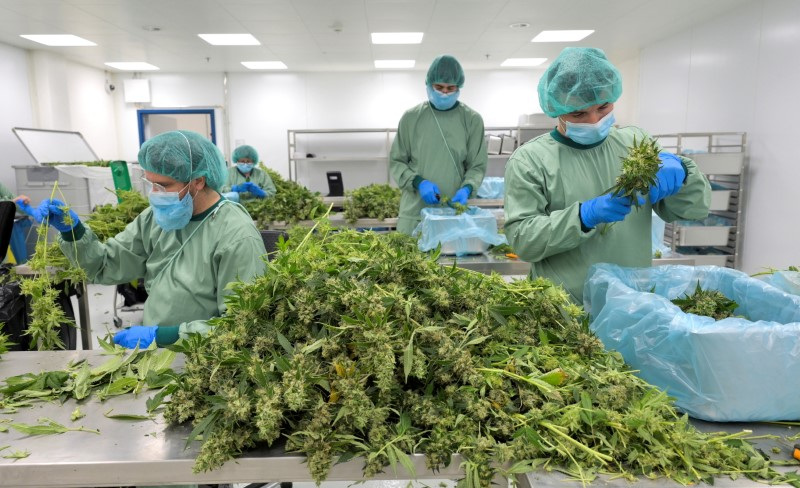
[654,132,747,269]
[286,128,396,187]
[286,126,537,195]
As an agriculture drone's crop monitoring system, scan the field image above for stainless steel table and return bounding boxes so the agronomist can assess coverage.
[438,253,529,277]
[0,351,468,487]
[2,354,796,487]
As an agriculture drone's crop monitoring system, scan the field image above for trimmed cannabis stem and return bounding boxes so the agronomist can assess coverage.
[601,136,662,234]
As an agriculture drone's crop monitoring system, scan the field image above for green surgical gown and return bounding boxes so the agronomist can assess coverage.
[504,126,711,303]
[390,101,488,234]
[58,198,267,339]
[220,166,277,200]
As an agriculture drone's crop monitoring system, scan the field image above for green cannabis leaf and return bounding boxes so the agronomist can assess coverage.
[11,417,99,435]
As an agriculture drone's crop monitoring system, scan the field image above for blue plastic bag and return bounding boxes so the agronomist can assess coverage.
[762,270,800,296]
[584,263,800,422]
[477,177,504,199]
[413,207,507,256]
[651,211,671,258]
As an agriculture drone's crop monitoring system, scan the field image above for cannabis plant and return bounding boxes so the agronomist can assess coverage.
[671,281,740,320]
[343,184,400,223]
[85,190,149,242]
[164,219,790,487]
[243,168,327,227]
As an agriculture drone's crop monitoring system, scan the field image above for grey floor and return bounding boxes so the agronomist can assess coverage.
[75,283,145,350]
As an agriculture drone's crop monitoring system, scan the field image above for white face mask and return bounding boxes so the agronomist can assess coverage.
[560,111,616,145]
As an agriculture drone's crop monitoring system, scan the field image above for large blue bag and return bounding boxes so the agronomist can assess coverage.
[584,263,800,422]
[762,270,800,296]
[477,177,504,199]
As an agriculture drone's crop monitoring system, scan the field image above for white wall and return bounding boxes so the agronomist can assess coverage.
[115,73,226,163]
[637,0,799,273]
[0,43,35,193]
[224,64,638,180]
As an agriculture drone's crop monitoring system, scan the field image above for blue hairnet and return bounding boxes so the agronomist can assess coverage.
[232,145,258,163]
[538,47,622,117]
[138,130,226,191]
[426,55,465,87]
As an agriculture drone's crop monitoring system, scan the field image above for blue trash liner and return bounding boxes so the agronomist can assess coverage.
[761,270,800,297]
[477,177,504,199]
[414,206,507,256]
[584,263,800,422]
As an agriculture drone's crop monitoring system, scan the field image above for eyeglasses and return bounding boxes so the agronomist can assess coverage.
[141,177,193,196]
[141,177,168,195]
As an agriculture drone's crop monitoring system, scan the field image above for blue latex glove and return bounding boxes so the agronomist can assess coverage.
[38,199,80,232]
[14,198,45,222]
[649,152,686,204]
[580,193,643,229]
[418,180,440,205]
[452,186,470,205]
[222,191,240,203]
[113,326,157,349]
[244,182,267,198]
[231,183,247,193]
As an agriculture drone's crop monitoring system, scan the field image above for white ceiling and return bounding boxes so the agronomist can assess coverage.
[0,0,755,73]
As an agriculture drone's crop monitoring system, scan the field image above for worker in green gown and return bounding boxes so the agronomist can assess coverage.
[504,47,711,303]
[220,144,277,202]
[389,54,488,234]
[16,130,267,348]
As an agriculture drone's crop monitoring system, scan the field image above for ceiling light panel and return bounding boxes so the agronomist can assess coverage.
[104,62,159,71]
[374,59,415,68]
[531,30,594,42]
[20,35,96,46]
[371,32,424,44]
[241,61,288,70]
[198,33,260,45]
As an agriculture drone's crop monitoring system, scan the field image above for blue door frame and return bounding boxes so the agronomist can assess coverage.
[137,109,217,146]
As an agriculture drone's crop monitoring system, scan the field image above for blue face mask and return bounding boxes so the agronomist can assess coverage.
[426,85,460,110]
[562,111,616,145]
[149,183,194,231]
[236,162,254,173]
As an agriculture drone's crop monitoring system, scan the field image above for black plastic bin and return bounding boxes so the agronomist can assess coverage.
[0,267,77,351]
[260,230,289,260]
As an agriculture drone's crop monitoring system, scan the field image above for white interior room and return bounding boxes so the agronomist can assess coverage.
[2,0,795,275]
[1,1,799,487]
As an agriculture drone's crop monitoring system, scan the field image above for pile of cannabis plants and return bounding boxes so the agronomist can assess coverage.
[343,184,400,223]
[84,189,149,241]
[243,168,327,227]
[165,221,792,487]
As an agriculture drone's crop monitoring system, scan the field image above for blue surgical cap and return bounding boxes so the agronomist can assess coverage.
[138,130,226,191]
[426,55,465,88]
[232,145,258,164]
[538,47,622,117]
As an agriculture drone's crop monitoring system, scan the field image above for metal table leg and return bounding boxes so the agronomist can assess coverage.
[76,281,92,350]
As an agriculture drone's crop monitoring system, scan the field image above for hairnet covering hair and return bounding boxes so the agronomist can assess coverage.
[138,130,227,191]
[537,47,622,117]
[426,55,465,88]
[232,144,258,163]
